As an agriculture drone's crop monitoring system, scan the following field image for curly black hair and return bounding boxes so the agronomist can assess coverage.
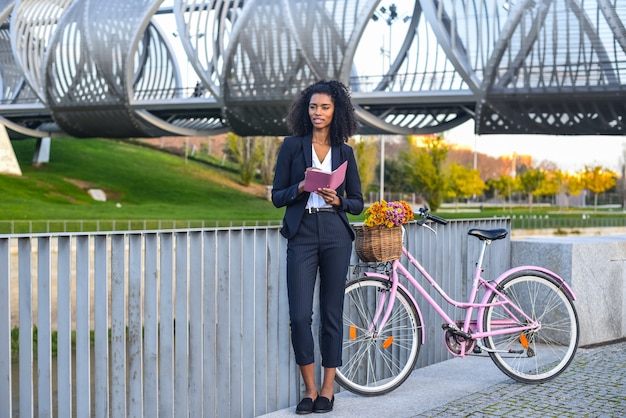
[285,79,358,145]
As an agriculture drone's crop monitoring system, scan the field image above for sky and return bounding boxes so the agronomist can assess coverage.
[444,121,626,174]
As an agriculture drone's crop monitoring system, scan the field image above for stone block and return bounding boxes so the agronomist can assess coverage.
[32,137,51,164]
[511,235,626,346]
[88,189,107,201]
[0,125,22,176]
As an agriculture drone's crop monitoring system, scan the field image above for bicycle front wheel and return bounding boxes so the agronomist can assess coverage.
[336,277,422,396]
[482,270,579,383]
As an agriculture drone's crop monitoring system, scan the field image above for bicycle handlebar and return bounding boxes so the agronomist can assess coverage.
[416,207,449,225]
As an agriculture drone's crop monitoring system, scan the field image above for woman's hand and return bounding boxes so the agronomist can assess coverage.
[298,167,314,195]
[316,187,338,206]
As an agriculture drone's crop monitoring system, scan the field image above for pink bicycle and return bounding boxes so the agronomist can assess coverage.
[336,208,579,396]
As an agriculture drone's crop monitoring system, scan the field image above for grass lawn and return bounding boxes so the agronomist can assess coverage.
[2,137,283,224]
[2,137,625,233]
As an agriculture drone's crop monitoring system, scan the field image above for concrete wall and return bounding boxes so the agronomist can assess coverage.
[511,235,626,347]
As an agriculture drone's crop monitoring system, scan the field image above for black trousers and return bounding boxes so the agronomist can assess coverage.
[286,210,353,368]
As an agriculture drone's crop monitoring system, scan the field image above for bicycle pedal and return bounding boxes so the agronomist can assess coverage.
[472,346,482,354]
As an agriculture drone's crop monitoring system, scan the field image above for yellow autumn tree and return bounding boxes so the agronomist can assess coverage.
[543,170,584,209]
[350,136,378,195]
[446,163,486,208]
[535,169,559,201]
[487,174,519,207]
[227,132,263,186]
[517,167,545,211]
[257,136,282,185]
[401,135,448,211]
[581,165,618,211]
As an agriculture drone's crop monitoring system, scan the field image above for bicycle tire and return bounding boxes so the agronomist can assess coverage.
[336,277,422,396]
[482,270,579,383]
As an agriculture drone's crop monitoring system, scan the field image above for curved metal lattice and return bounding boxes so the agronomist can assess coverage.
[1,0,626,138]
[44,0,200,137]
[10,0,73,102]
[0,2,18,103]
[1,0,49,138]
[219,0,320,135]
[174,0,245,99]
[476,0,626,134]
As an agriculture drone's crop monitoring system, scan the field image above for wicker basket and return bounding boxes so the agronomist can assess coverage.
[354,225,402,262]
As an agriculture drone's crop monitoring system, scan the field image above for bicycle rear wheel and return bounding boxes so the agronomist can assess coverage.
[336,277,421,396]
[482,270,579,383]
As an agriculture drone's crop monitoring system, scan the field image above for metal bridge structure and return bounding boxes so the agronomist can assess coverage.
[1,0,626,141]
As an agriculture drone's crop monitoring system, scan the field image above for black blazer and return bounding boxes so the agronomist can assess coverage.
[272,134,364,240]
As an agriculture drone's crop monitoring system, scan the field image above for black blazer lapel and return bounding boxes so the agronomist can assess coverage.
[303,134,313,168]
[331,144,344,170]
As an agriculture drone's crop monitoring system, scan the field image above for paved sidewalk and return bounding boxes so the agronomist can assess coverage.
[259,340,626,417]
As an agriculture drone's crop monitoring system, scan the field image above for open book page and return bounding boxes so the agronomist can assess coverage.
[303,160,348,192]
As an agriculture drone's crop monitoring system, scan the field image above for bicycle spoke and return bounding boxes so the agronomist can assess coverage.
[337,278,421,396]
[483,271,578,383]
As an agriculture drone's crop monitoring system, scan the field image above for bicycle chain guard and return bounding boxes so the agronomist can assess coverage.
[443,323,476,356]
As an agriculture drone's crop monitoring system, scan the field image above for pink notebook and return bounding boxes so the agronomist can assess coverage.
[303,160,348,192]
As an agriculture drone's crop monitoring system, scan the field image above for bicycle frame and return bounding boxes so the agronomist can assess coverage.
[362,238,576,356]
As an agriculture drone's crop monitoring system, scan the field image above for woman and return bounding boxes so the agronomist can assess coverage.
[272,80,363,414]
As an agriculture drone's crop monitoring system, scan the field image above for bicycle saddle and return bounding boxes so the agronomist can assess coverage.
[467,228,509,241]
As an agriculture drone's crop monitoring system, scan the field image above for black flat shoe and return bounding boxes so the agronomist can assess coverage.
[312,395,334,413]
[296,395,317,415]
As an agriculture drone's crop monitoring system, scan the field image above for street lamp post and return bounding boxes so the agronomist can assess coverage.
[373,4,398,202]
[380,136,385,201]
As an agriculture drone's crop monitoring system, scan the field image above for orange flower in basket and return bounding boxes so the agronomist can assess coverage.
[363,200,414,228]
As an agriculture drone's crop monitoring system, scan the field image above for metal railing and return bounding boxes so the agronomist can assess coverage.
[0,219,282,234]
[510,214,626,230]
[0,218,510,417]
[1,213,624,235]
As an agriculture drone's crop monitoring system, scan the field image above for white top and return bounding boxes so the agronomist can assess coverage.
[306,146,333,209]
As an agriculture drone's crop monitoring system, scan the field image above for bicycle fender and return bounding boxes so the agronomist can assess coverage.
[481,266,577,302]
[363,272,426,344]
[476,266,577,333]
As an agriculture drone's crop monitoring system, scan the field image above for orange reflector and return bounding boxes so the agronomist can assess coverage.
[519,333,529,349]
[382,336,394,349]
[349,325,357,340]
